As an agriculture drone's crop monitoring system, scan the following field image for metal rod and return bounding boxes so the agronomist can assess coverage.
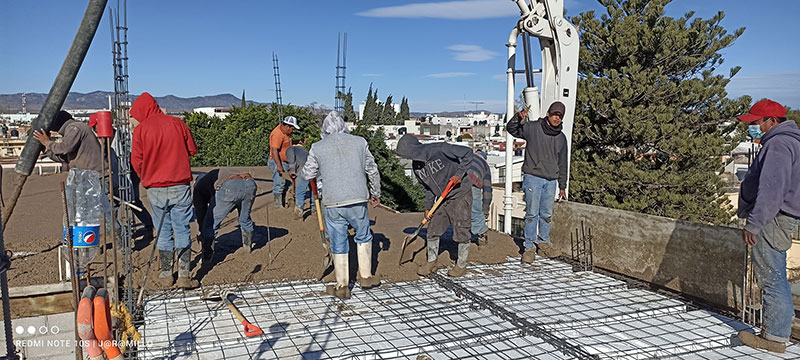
[0,195,17,358]
[136,199,169,306]
[104,139,118,302]
[61,182,82,360]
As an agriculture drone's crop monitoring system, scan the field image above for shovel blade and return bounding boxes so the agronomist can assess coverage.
[398,234,416,266]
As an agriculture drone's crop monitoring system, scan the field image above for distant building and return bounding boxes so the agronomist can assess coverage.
[193,107,232,119]
[0,113,37,123]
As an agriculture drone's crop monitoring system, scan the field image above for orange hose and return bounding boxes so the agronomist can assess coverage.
[93,288,122,359]
[76,286,103,360]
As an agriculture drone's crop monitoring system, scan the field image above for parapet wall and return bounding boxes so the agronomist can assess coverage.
[549,201,744,312]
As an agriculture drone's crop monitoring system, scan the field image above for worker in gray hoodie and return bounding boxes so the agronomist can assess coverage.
[507,101,568,264]
[302,111,381,299]
[395,134,473,278]
[734,99,800,354]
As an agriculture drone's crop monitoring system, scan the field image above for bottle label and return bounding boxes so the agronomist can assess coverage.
[71,225,101,248]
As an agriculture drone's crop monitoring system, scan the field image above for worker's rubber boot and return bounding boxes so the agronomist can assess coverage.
[242,231,253,253]
[200,236,214,262]
[273,193,283,208]
[326,253,350,299]
[142,226,155,243]
[448,242,469,278]
[536,242,559,258]
[157,250,174,287]
[477,232,488,246]
[738,331,786,353]
[357,242,380,289]
[293,205,304,219]
[417,236,441,277]
[521,249,536,264]
[175,247,199,289]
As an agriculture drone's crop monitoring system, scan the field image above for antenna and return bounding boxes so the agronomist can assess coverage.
[272,53,283,120]
[334,32,347,113]
[468,101,485,112]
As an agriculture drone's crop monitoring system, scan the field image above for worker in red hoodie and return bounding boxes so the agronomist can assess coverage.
[130,92,199,289]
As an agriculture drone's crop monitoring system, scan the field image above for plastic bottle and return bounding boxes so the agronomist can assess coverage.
[65,169,106,277]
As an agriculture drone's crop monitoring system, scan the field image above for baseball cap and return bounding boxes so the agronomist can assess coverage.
[737,99,786,122]
[547,101,566,116]
[282,116,300,129]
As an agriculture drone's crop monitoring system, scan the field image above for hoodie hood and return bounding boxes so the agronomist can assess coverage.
[130,92,163,123]
[321,111,348,139]
[50,110,73,133]
[762,120,800,144]
[395,134,431,162]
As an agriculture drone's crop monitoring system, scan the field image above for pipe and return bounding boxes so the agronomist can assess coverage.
[521,33,535,88]
[62,182,82,360]
[3,0,108,228]
[504,27,520,234]
[514,0,532,16]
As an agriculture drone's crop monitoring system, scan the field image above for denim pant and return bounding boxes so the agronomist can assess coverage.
[324,203,372,254]
[131,170,154,228]
[522,174,557,251]
[293,175,315,211]
[268,159,290,196]
[146,184,193,251]
[471,187,488,236]
[200,179,257,239]
[751,213,800,342]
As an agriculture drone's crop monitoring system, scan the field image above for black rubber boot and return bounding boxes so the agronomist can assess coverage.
[200,236,214,262]
[242,231,253,252]
[176,247,199,289]
[157,250,174,287]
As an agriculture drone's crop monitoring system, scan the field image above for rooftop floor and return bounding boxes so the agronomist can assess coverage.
[138,258,799,359]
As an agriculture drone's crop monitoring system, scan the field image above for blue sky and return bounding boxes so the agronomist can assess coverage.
[1,0,798,113]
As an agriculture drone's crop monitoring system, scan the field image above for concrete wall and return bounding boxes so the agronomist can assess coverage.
[548,201,744,312]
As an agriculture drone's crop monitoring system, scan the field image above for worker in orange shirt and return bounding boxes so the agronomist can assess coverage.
[268,116,299,208]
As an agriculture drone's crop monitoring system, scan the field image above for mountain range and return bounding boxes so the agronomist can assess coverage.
[0,91,245,113]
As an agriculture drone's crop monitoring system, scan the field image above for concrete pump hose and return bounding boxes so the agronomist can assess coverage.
[76,286,104,360]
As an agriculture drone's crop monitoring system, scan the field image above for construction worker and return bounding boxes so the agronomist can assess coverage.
[506,101,568,264]
[268,116,299,208]
[286,140,315,219]
[194,168,257,260]
[301,111,381,299]
[130,92,199,289]
[735,99,800,353]
[88,116,155,242]
[395,134,474,278]
[468,149,492,245]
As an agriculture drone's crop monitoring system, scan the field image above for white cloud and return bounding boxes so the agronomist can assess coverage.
[727,71,800,108]
[426,72,475,78]
[448,44,498,62]
[356,0,518,20]
[361,73,383,77]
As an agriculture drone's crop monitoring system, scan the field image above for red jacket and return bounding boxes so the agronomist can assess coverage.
[130,92,197,188]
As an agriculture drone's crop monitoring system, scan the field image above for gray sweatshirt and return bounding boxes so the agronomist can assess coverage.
[395,134,473,209]
[302,112,381,207]
[506,114,568,189]
[44,118,105,174]
[738,120,800,234]
[286,146,309,177]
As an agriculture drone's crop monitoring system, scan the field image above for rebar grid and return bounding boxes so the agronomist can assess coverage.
[134,259,785,359]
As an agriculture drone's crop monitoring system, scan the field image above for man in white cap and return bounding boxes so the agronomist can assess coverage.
[268,116,299,208]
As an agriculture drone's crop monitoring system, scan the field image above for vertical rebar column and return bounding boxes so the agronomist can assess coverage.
[334,32,347,113]
[272,53,283,120]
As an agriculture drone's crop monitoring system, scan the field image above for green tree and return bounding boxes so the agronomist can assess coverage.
[380,95,396,124]
[241,89,246,108]
[185,103,320,167]
[569,0,751,225]
[350,124,425,212]
[361,85,378,125]
[340,87,357,123]
[397,97,410,122]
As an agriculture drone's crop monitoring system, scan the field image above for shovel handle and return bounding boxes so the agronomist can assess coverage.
[422,177,459,225]
[311,179,325,232]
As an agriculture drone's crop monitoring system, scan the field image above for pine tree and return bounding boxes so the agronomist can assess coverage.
[241,89,246,108]
[342,87,357,123]
[569,0,751,225]
[362,85,380,125]
[397,97,410,122]
[380,95,396,124]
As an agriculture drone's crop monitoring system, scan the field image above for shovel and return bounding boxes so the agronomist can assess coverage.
[310,179,332,271]
[224,293,264,337]
[399,177,459,265]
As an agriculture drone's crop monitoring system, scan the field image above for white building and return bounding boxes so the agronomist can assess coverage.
[0,113,37,123]
[193,107,232,119]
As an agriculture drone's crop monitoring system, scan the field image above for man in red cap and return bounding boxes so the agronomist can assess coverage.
[735,99,800,353]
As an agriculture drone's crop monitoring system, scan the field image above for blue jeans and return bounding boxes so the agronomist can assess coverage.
[268,159,290,195]
[294,175,315,211]
[522,174,557,251]
[324,203,371,254]
[200,179,257,238]
[751,214,800,343]
[146,184,193,251]
[471,187,488,236]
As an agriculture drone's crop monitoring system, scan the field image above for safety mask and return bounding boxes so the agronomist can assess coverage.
[748,125,764,140]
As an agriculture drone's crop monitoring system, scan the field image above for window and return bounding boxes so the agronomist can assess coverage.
[498,215,524,239]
